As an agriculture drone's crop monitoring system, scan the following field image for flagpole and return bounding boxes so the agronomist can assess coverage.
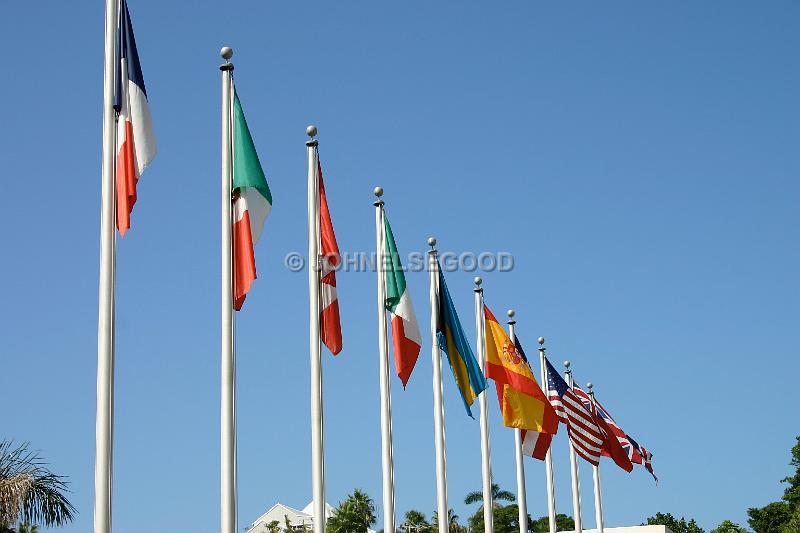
[563,361,583,533]
[537,338,557,533]
[374,187,396,533]
[94,0,119,530]
[587,383,604,533]
[473,278,494,533]
[307,125,326,533]
[428,237,449,533]
[506,310,528,533]
[219,46,237,533]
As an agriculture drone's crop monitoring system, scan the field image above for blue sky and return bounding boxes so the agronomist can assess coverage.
[1,1,798,532]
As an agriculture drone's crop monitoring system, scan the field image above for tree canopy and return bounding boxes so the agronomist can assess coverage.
[645,512,705,533]
[747,435,800,533]
[327,489,376,533]
[531,513,575,533]
[709,520,749,533]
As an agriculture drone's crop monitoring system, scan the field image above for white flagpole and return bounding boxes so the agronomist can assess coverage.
[307,125,326,533]
[94,0,118,530]
[374,187,396,533]
[219,46,237,533]
[563,361,583,533]
[506,310,528,533]
[537,338,557,533]
[472,278,494,533]
[427,237,449,533]
[586,383,604,533]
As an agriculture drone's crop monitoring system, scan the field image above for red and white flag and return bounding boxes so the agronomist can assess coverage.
[114,0,155,236]
[318,159,342,355]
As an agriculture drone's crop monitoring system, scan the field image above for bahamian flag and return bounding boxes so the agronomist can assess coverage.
[435,263,488,416]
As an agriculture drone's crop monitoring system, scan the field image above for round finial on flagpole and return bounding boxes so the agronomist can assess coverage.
[374,186,384,198]
[306,125,318,138]
[586,382,593,390]
[507,309,515,318]
[428,237,437,248]
[538,336,545,345]
[474,276,482,286]
[563,360,571,369]
[220,47,233,60]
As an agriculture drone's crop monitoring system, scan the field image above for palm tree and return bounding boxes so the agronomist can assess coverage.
[327,489,377,533]
[463,483,515,506]
[265,520,280,533]
[17,525,39,533]
[0,441,76,530]
[431,509,463,533]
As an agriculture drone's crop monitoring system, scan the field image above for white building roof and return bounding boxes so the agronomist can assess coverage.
[246,501,376,533]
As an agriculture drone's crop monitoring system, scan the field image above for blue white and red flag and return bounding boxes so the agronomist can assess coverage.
[114,0,156,235]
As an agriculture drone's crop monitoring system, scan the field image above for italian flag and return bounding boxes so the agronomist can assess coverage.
[232,86,272,311]
[383,215,422,387]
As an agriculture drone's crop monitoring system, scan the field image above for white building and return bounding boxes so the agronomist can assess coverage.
[245,501,376,533]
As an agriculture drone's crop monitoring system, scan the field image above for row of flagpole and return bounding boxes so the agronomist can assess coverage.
[94,0,656,524]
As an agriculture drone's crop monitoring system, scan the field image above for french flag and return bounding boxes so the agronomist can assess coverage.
[114,0,156,236]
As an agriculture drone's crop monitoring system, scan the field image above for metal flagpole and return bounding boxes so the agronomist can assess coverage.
[94,0,119,530]
[587,383,604,533]
[427,238,449,533]
[564,361,583,533]
[537,338,557,533]
[219,46,237,533]
[307,125,326,533]
[473,278,494,533]
[374,187,396,533]
[506,310,528,533]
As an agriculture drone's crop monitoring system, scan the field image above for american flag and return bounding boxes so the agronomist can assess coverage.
[545,359,603,466]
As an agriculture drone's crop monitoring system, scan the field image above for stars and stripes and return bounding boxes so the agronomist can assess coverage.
[545,359,603,465]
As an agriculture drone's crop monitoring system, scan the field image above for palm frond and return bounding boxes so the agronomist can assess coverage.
[463,491,483,505]
[0,441,76,528]
[494,489,516,502]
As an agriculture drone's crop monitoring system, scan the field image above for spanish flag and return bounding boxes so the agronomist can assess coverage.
[484,305,558,434]
[436,265,488,416]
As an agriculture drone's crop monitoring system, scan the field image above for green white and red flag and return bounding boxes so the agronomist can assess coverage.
[231,86,272,311]
[383,215,421,386]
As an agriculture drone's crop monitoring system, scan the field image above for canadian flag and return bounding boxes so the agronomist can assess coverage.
[318,159,342,355]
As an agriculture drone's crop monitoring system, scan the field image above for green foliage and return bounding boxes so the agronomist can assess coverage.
[645,512,705,533]
[464,483,516,506]
[264,519,280,533]
[431,508,465,532]
[400,510,434,533]
[327,489,376,533]
[747,502,793,533]
[747,436,800,533]
[0,441,76,529]
[781,505,800,533]
[531,514,575,533]
[710,520,749,533]
[782,437,800,508]
[468,504,532,533]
